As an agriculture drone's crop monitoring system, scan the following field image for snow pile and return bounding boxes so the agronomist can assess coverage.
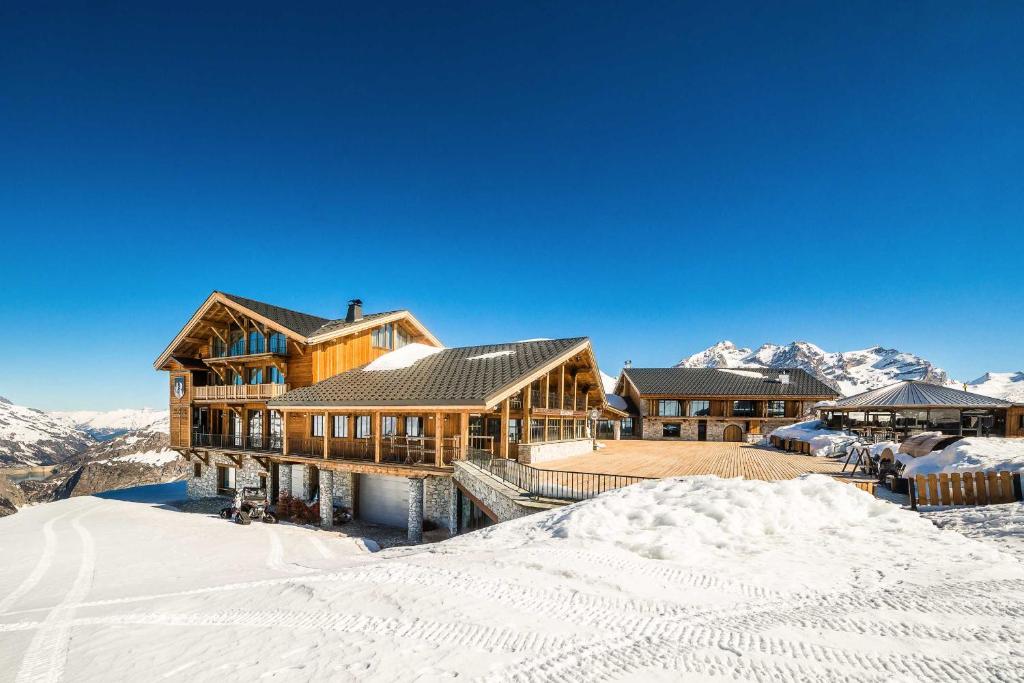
[768,419,859,456]
[717,368,764,379]
[465,350,514,360]
[362,343,444,371]
[600,371,618,394]
[100,449,178,467]
[2,477,1023,680]
[903,437,1024,478]
[926,503,1024,561]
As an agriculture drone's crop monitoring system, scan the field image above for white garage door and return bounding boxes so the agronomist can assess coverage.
[358,474,410,528]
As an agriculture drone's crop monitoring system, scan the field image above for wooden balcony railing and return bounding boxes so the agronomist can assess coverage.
[193,384,289,401]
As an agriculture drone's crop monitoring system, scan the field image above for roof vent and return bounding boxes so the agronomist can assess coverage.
[779,371,790,385]
[346,299,363,323]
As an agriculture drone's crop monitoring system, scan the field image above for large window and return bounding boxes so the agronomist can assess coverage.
[229,369,243,385]
[268,366,285,384]
[372,323,394,349]
[687,400,710,417]
[381,416,397,437]
[355,415,371,439]
[332,415,349,438]
[269,411,283,448]
[405,416,423,437]
[269,332,287,354]
[395,327,410,349]
[662,423,681,437]
[248,410,263,447]
[212,337,226,357]
[248,331,265,354]
[732,400,756,417]
[767,400,786,418]
[658,400,682,417]
[249,367,264,384]
[311,415,324,437]
[229,330,245,356]
[620,418,634,436]
[508,419,522,443]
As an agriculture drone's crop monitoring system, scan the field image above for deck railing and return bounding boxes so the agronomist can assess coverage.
[465,451,653,502]
[193,384,289,401]
[191,432,282,452]
[328,438,374,462]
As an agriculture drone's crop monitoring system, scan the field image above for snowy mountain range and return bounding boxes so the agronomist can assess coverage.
[676,341,1023,400]
[0,398,169,467]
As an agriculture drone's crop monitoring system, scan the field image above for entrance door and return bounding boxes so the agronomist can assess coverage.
[723,424,743,442]
[358,474,410,528]
[697,420,707,441]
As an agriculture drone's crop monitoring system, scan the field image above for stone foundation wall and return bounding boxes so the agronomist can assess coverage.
[452,461,538,523]
[186,452,267,500]
[517,439,593,465]
[640,418,806,442]
[424,475,456,532]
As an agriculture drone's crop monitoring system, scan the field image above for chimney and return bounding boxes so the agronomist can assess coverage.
[345,299,363,323]
[779,371,790,385]
[624,360,632,369]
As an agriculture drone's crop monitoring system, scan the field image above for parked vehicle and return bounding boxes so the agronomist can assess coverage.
[220,487,278,525]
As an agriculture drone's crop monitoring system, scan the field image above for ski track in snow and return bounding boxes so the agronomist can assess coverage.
[0,510,72,614]
[15,507,97,683]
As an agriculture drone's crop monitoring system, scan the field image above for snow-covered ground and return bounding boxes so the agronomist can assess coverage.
[2,475,1024,681]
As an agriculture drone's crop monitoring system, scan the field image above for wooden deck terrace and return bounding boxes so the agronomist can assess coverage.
[535,440,851,482]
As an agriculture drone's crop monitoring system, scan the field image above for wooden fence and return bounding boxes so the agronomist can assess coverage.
[910,471,1022,510]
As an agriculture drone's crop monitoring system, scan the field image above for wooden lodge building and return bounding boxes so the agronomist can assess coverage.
[154,291,608,539]
[818,380,1024,440]
[614,367,839,441]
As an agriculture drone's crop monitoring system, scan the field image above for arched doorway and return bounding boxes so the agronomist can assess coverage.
[723,424,743,442]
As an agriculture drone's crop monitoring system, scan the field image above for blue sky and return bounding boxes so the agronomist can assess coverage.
[1,2,1022,410]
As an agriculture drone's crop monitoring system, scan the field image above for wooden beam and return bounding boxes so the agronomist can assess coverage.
[373,411,382,463]
[220,302,244,330]
[434,411,444,467]
[522,383,532,444]
[460,411,470,459]
[559,365,565,411]
[196,451,209,466]
[499,398,510,458]
[323,411,329,460]
[226,453,242,468]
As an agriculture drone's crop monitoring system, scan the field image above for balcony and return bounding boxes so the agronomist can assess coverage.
[286,435,466,467]
[193,384,289,401]
[191,432,283,453]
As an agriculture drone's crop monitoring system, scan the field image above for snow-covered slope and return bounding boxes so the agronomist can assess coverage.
[0,397,94,467]
[964,372,1024,404]
[1,476,1022,680]
[51,407,169,440]
[678,341,952,396]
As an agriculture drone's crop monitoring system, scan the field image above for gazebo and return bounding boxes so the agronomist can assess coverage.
[819,380,1015,441]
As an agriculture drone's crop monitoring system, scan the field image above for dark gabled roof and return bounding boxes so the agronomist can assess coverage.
[220,292,405,340]
[269,338,590,408]
[309,310,405,338]
[834,380,1012,409]
[220,292,331,337]
[622,367,838,398]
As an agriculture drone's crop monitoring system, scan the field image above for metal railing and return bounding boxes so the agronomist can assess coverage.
[191,432,282,452]
[193,384,289,401]
[466,451,653,502]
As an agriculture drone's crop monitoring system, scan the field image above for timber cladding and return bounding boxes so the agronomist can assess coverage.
[169,371,191,448]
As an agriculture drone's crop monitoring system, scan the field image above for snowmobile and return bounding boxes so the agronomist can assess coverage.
[220,487,278,525]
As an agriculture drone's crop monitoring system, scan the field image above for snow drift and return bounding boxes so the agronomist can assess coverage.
[903,437,1024,478]
[767,420,859,457]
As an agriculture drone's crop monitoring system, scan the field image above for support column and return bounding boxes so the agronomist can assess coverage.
[499,398,510,458]
[407,477,424,543]
[373,412,382,463]
[322,411,329,459]
[522,384,532,444]
[459,411,470,459]
[319,469,334,528]
[613,420,621,440]
[434,411,444,466]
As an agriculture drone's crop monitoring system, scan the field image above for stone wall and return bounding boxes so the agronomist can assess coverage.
[186,452,267,500]
[424,475,456,532]
[517,438,593,465]
[640,418,807,442]
[452,461,539,523]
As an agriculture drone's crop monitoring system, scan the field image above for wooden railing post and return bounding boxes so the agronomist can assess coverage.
[373,412,382,463]
[322,412,329,459]
[460,411,470,460]
[434,412,444,467]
